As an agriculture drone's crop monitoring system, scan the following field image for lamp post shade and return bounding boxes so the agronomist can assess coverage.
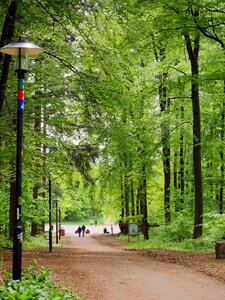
[0,41,44,56]
[0,38,44,71]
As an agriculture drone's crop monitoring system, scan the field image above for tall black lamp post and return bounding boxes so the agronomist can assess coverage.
[58,205,61,240]
[0,37,43,280]
[53,197,59,244]
[48,173,53,252]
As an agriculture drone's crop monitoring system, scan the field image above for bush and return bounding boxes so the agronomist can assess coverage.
[203,213,225,241]
[162,214,193,242]
[0,261,81,300]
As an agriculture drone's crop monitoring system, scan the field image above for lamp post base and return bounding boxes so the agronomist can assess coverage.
[13,225,22,280]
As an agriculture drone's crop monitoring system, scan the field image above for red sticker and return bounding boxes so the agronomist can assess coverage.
[18,89,24,100]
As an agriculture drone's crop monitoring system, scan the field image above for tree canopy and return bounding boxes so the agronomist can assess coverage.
[1,0,225,241]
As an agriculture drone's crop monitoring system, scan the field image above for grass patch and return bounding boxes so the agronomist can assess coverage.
[23,235,48,250]
[0,234,62,251]
[62,217,104,226]
[117,227,215,253]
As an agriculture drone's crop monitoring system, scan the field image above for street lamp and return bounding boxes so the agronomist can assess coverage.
[58,205,61,240]
[0,36,43,280]
[48,173,53,252]
[53,197,59,244]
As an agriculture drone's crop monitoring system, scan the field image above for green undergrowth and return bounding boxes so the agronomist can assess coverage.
[0,260,82,300]
[118,228,216,253]
[0,234,63,251]
[23,235,64,250]
[125,236,215,253]
[23,235,49,250]
[0,235,48,250]
[118,213,225,253]
[0,236,12,249]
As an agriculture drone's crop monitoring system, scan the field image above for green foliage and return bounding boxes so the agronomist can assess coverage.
[0,233,48,251]
[121,213,225,253]
[162,214,193,242]
[0,235,12,249]
[0,261,80,300]
[2,0,225,244]
[23,235,48,250]
[202,213,225,242]
[121,215,144,224]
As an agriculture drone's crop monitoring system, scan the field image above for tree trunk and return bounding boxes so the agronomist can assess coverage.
[131,179,135,216]
[31,98,42,235]
[163,143,171,223]
[1,1,17,240]
[9,180,16,239]
[120,176,125,219]
[174,152,179,211]
[124,174,129,217]
[0,1,17,112]
[140,165,149,240]
[136,185,140,215]
[179,105,185,209]
[184,28,203,239]
[152,44,171,224]
[31,185,38,236]
[219,87,225,214]
[159,68,171,224]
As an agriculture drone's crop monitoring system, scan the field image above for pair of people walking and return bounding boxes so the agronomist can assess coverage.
[76,224,86,237]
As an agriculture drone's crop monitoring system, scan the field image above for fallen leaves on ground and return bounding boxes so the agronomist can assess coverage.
[92,234,225,282]
[1,234,225,290]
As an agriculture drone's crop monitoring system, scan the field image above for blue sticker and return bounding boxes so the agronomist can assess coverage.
[18,100,24,111]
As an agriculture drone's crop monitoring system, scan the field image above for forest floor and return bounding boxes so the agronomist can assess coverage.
[2,233,225,299]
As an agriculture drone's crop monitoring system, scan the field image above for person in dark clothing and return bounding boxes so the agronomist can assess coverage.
[81,225,86,237]
[76,226,82,237]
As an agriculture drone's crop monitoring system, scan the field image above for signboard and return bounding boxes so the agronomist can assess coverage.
[129,223,138,235]
[128,223,139,242]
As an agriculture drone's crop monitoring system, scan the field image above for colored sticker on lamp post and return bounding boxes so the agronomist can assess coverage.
[18,79,24,89]
[18,89,24,99]
[18,100,24,111]
[18,79,24,111]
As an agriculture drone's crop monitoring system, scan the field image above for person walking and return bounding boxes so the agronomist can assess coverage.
[81,224,86,237]
[76,226,82,237]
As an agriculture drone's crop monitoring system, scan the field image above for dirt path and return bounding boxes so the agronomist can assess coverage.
[37,235,225,299]
[3,232,225,300]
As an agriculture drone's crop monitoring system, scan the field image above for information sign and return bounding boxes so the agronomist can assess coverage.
[128,223,139,242]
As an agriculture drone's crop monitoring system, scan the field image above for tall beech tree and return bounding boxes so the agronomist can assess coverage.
[191,1,225,214]
[184,27,202,238]
[0,1,17,238]
[0,0,17,113]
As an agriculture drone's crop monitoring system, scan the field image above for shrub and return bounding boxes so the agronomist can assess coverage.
[163,214,193,242]
[0,261,81,300]
[203,213,225,241]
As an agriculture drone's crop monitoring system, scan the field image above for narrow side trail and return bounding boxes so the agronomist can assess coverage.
[32,234,225,300]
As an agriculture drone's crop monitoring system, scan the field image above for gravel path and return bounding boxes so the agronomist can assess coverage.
[47,227,225,300]
[3,225,225,300]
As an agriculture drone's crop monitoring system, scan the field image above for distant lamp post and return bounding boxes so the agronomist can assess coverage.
[48,173,53,252]
[59,205,61,240]
[53,197,59,244]
[0,37,43,280]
